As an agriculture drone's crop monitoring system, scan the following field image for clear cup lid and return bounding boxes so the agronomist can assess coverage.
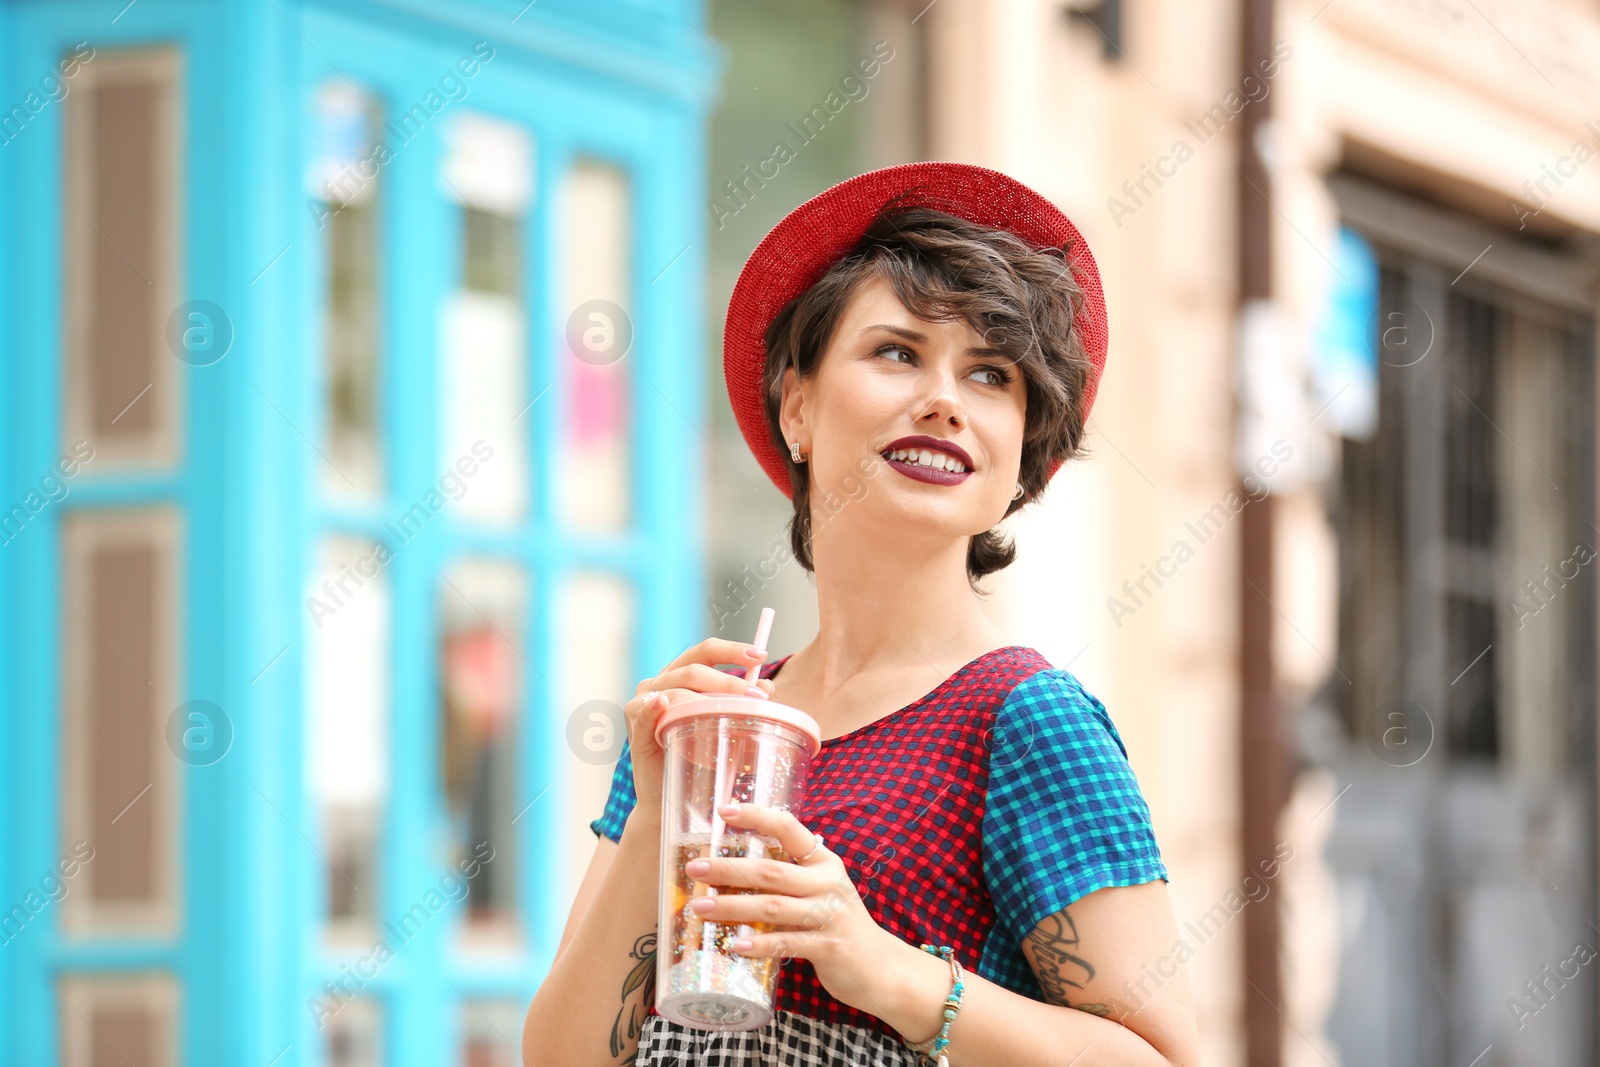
[654,694,822,757]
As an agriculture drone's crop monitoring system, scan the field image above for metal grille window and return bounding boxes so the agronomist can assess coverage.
[1321,173,1598,1067]
[1337,257,1595,773]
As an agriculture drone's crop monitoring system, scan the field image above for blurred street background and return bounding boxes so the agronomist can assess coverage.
[1,0,1598,1064]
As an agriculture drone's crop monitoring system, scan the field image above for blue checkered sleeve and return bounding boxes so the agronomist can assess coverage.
[590,738,637,843]
[982,668,1168,948]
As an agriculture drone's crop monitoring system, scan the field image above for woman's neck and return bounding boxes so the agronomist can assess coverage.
[795,520,1011,694]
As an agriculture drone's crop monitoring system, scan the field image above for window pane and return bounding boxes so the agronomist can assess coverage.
[1445,294,1497,548]
[58,973,178,1067]
[313,83,384,497]
[1444,594,1498,759]
[1499,312,1587,780]
[439,559,527,936]
[558,161,631,532]
[60,508,180,936]
[464,206,521,297]
[554,573,636,908]
[62,47,181,469]
[324,996,382,1067]
[459,1001,522,1067]
[306,536,390,936]
[441,114,533,523]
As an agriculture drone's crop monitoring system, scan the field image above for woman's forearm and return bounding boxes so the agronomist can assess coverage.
[869,934,1190,1067]
[523,806,663,1067]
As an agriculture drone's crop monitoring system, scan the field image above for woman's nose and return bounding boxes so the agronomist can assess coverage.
[920,396,967,428]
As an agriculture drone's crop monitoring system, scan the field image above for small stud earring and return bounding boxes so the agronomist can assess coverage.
[790,441,805,464]
[1012,484,1024,500]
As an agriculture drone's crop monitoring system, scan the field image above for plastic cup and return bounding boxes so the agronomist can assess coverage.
[653,693,822,1031]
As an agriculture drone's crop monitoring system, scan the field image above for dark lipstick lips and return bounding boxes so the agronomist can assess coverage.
[882,455,972,485]
[880,435,973,470]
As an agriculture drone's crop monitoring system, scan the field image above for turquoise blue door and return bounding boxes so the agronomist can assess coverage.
[0,1,716,1063]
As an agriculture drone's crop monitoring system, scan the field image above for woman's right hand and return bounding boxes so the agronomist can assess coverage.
[625,638,775,817]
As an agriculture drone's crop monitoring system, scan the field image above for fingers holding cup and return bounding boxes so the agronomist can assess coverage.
[716,801,826,867]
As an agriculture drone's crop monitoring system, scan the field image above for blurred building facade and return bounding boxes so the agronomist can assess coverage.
[706,1,1600,1066]
[1,1,716,1064]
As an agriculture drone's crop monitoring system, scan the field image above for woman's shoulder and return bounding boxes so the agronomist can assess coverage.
[995,653,1106,708]
[897,642,1054,710]
[986,652,1131,761]
[969,645,1101,708]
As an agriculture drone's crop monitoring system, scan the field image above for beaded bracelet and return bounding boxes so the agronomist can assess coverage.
[904,943,964,1067]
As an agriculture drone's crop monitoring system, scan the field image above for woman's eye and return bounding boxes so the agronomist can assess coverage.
[876,345,1013,387]
[972,366,1016,387]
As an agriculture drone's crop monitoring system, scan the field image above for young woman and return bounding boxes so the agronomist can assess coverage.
[523,163,1201,1067]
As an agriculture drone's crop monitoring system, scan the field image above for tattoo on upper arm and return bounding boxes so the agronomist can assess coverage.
[1023,910,1109,1015]
[610,931,656,1065]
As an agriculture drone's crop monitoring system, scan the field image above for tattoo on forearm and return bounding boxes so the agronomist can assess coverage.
[1023,911,1097,1009]
[610,931,657,1064]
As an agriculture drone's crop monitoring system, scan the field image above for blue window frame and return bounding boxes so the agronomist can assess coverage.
[0,1,717,1063]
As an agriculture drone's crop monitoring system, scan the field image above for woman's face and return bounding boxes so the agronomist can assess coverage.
[781,273,1028,540]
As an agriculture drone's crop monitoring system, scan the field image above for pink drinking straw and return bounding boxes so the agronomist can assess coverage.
[699,607,775,977]
[743,606,774,687]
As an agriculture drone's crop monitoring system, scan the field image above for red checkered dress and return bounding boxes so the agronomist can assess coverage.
[590,645,1168,1064]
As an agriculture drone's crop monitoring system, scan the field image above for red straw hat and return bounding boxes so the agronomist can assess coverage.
[723,160,1108,500]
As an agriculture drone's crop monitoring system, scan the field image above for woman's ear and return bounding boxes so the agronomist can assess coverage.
[778,365,806,450]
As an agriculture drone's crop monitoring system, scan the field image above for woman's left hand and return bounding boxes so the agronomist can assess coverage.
[683,800,895,1016]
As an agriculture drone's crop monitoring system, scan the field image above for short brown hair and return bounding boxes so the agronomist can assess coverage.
[761,205,1097,591]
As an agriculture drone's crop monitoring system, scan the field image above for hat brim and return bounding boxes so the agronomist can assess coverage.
[723,160,1108,501]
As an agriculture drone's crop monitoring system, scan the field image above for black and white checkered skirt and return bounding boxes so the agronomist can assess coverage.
[634,1009,926,1066]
